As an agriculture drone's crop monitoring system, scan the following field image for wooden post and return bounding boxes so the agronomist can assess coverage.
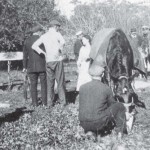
[7,61,11,91]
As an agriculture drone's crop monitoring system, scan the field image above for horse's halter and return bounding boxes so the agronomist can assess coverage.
[118,75,129,94]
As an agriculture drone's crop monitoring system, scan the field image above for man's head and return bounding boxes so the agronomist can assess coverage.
[82,34,92,46]
[142,25,149,36]
[89,65,104,79]
[29,25,43,35]
[76,31,83,39]
[130,28,137,38]
[49,20,61,31]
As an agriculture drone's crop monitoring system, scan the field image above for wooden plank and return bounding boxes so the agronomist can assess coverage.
[0,52,23,61]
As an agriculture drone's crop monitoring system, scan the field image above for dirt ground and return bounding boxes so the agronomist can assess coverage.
[0,78,150,150]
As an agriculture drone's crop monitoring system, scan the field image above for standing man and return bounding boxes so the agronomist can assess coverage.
[141,25,150,74]
[23,25,47,107]
[32,20,66,107]
[74,31,83,61]
[128,28,145,74]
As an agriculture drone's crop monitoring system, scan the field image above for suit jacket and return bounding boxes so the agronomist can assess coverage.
[23,35,46,73]
[79,79,116,122]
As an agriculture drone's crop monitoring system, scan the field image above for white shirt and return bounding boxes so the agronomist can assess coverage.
[77,44,91,67]
[32,28,65,62]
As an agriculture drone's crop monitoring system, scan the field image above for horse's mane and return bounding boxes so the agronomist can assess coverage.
[106,30,133,80]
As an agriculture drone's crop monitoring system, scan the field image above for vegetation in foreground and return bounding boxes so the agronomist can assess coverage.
[0,88,150,150]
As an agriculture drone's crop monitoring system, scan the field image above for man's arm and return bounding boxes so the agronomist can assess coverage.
[32,36,46,56]
[58,32,65,51]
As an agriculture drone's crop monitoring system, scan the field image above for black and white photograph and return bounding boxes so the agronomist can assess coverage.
[0,0,150,149]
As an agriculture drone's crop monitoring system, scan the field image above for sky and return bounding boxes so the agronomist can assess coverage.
[55,0,150,18]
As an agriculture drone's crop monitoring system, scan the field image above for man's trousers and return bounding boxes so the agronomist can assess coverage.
[46,61,66,106]
[80,103,126,134]
[28,72,47,106]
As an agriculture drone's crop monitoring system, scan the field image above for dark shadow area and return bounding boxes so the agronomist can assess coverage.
[66,91,78,104]
[0,60,23,70]
[50,91,78,106]
[0,107,33,126]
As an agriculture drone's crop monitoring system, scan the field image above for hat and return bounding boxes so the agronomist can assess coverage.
[50,20,61,26]
[142,25,149,30]
[130,28,136,33]
[27,25,42,34]
[76,31,83,36]
[88,65,104,77]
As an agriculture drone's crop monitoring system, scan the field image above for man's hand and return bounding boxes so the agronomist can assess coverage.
[22,68,27,73]
[40,51,46,57]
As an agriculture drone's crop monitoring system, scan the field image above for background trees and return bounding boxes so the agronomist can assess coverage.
[0,0,150,54]
[0,0,62,52]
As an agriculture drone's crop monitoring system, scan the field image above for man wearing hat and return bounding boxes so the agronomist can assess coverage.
[79,64,126,138]
[74,31,83,60]
[23,25,47,107]
[32,20,66,107]
[128,28,145,74]
[140,25,150,75]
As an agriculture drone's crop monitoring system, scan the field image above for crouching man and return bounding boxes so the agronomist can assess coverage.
[79,65,127,139]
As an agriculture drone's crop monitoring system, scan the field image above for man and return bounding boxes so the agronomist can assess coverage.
[128,28,145,74]
[79,65,127,138]
[32,20,66,107]
[23,25,47,107]
[74,31,83,60]
[141,25,150,74]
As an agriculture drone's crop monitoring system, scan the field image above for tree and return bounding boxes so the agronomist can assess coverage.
[68,0,150,36]
[0,0,61,52]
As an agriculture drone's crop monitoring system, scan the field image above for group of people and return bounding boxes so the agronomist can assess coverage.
[23,21,150,139]
[23,20,67,108]
[129,25,150,76]
[73,31,126,138]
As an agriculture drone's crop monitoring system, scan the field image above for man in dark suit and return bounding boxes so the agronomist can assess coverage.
[23,25,47,107]
[79,65,127,139]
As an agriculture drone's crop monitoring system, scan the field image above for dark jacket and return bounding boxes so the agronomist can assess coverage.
[23,35,46,73]
[74,39,82,57]
[79,79,116,122]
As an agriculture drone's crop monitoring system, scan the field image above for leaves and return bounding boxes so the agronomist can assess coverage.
[0,0,61,52]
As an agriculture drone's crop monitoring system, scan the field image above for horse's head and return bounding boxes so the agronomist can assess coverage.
[114,75,131,103]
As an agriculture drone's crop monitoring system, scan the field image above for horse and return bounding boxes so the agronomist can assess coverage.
[90,28,146,132]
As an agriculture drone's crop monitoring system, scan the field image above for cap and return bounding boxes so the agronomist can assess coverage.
[49,20,61,26]
[27,25,42,34]
[142,25,149,30]
[89,65,104,77]
[76,31,83,36]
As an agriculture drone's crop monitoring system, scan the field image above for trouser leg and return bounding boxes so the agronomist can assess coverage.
[47,62,55,106]
[108,103,126,134]
[39,72,47,106]
[55,61,66,104]
[28,73,38,106]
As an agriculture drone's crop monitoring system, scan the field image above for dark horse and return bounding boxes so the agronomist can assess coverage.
[103,29,145,108]
[105,29,133,95]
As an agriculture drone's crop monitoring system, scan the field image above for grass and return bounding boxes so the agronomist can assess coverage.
[0,87,150,149]
[0,65,150,149]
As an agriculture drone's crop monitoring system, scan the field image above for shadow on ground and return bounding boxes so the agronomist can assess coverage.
[0,107,33,126]
[53,91,78,104]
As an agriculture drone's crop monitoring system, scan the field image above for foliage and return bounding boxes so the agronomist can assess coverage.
[0,0,62,52]
[68,1,150,36]
[0,89,150,149]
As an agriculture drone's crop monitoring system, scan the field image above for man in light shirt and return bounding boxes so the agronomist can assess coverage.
[32,20,66,107]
